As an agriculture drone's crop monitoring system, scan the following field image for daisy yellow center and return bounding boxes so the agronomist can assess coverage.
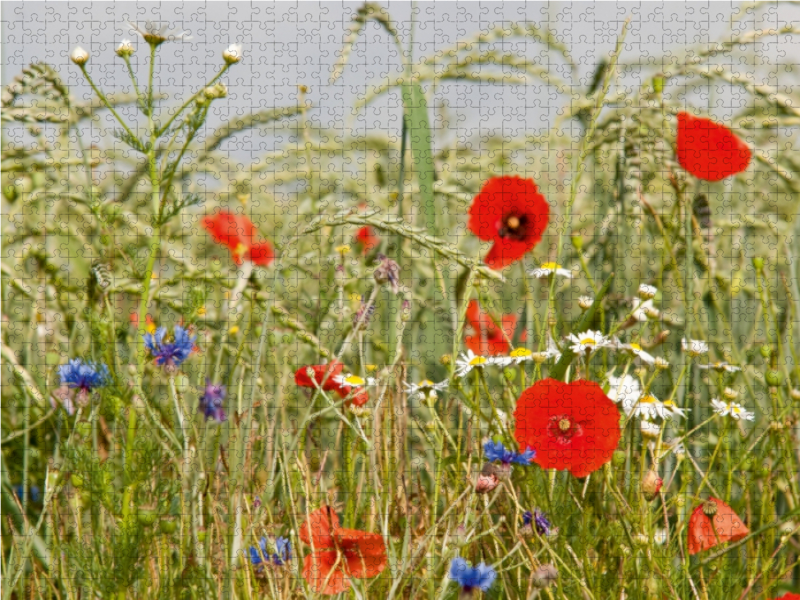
[344,375,365,385]
[640,395,657,404]
[540,262,560,271]
[558,418,571,432]
[731,405,741,415]
[580,337,596,346]
[663,400,676,408]
[469,356,487,366]
[510,348,532,358]
[419,379,435,387]
[629,343,642,351]
[335,244,351,254]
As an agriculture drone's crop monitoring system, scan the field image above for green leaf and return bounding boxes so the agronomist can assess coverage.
[402,83,437,237]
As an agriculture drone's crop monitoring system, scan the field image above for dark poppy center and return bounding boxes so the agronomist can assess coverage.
[498,213,528,241]
[548,414,583,445]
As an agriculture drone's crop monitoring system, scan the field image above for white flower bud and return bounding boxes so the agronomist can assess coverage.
[70,46,90,66]
[116,39,135,57]
[223,43,243,64]
[637,284,657,300]
[578,296,594,310]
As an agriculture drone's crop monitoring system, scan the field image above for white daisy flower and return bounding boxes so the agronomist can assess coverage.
[623,342,656,365]
[567,330,608,354]
[637,284,657,300]
[682,338,709,357]
[698,361,741,373]
[630,394,687,420]
[631,299,654,322]
[493,347,535,367]
[640,420,661,439]
[455,350,491,378]
[662,399,689,419]
[129,21,191,46]
[404,379,448,399]
[711,398,755,421]
[607,373,642,416]
[529,262,573,279]
[333,373,378,387]
[653,528,668,545]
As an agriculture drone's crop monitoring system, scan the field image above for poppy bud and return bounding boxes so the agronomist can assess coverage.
[531,564,558,588]
[612,450,626,467]
[160,519,177,534]
[642,470,663,501]
[765,370,782,387]
[760,344,772,359]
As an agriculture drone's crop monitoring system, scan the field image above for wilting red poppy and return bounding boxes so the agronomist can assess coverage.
[514,378,621,478]
[467,176,549,270]
[294,362,369,407]
[687,497,749,555]
[464,300,524,356]
[676,112,751,182]
[355,226,380,254]
[300,506,387,595]
[201,210,275,267]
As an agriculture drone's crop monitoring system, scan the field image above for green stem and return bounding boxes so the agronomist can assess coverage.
[79,66,139,146]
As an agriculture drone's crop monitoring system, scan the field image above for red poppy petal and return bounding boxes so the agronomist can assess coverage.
[773,594,800,600]
[201,211,258,249]
[246,241,275,267]
[687,498,749,555]
[484,238,533,270]
[676,112,751,181]
[336,530,388,579]
[514,378,621,478]
[294,363,344,391]
[299,506,340,548]
[355,226,380,253]
[465,333,511,357]
[303,550,350,595]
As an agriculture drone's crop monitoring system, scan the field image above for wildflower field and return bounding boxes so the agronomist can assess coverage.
[3,4,800,599]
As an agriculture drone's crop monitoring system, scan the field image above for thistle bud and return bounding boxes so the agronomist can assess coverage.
[642,470,663,501]
[222,43,243,64]
[116,39,135,58]
[531,564,558,589]
[70,46,90,66]
[373,254,400,295]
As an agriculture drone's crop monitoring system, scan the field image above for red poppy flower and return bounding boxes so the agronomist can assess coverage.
[772,594,800,600]
[201,210,275,267]
[687,497,749,555]
[676,112,751,182]
[513,378,621,478]
[464,300,525,356]
[294,362,369,407]
[300,506,387,595]
[355,226,380,254]
[467,176,549,270]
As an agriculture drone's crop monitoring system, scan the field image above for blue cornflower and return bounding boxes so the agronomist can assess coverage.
[13,485,41,504]
[449,557,496,595]
[249,536,291,567]
[522,509,552,536]
[144,325,196,370]
[483,440,536,466]
[57,359,110,394]
[200,379,226,423]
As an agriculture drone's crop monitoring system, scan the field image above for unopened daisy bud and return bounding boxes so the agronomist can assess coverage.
[203,82,228,100]
[531,352,550,364]
[791,389,800,401]
[578,296,593,310]
[531,564,558,589]
[752,256,764,271]
[70,46,90,66]
[222,43,243,64]
[638,284,657,300]
[116,39,135,57]
[440,354,451,366]
[644,306,661,320]
[654,357,670,369]
[632,533,649,547]
[547,314,558,328]
[571,234,583,251]
[723,387,738,400]
[642,470,663,501]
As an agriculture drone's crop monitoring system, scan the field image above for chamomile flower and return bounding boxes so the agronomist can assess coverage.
[333,373,377,388]
[404,379,448,400]
[529,262,572,279]
[493,347,535,367]
[711,398,755,421]
[631,299,654,322]
[607,373,642,416]
[698,361,741,373]
[637,284,657,300]
[567,329,608,354]
[455,350,491,378]
[631,394,689,420]
[129,21,191,46]
[622,342,656,365]
[640,419,661,439]
[682,338,709,357]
